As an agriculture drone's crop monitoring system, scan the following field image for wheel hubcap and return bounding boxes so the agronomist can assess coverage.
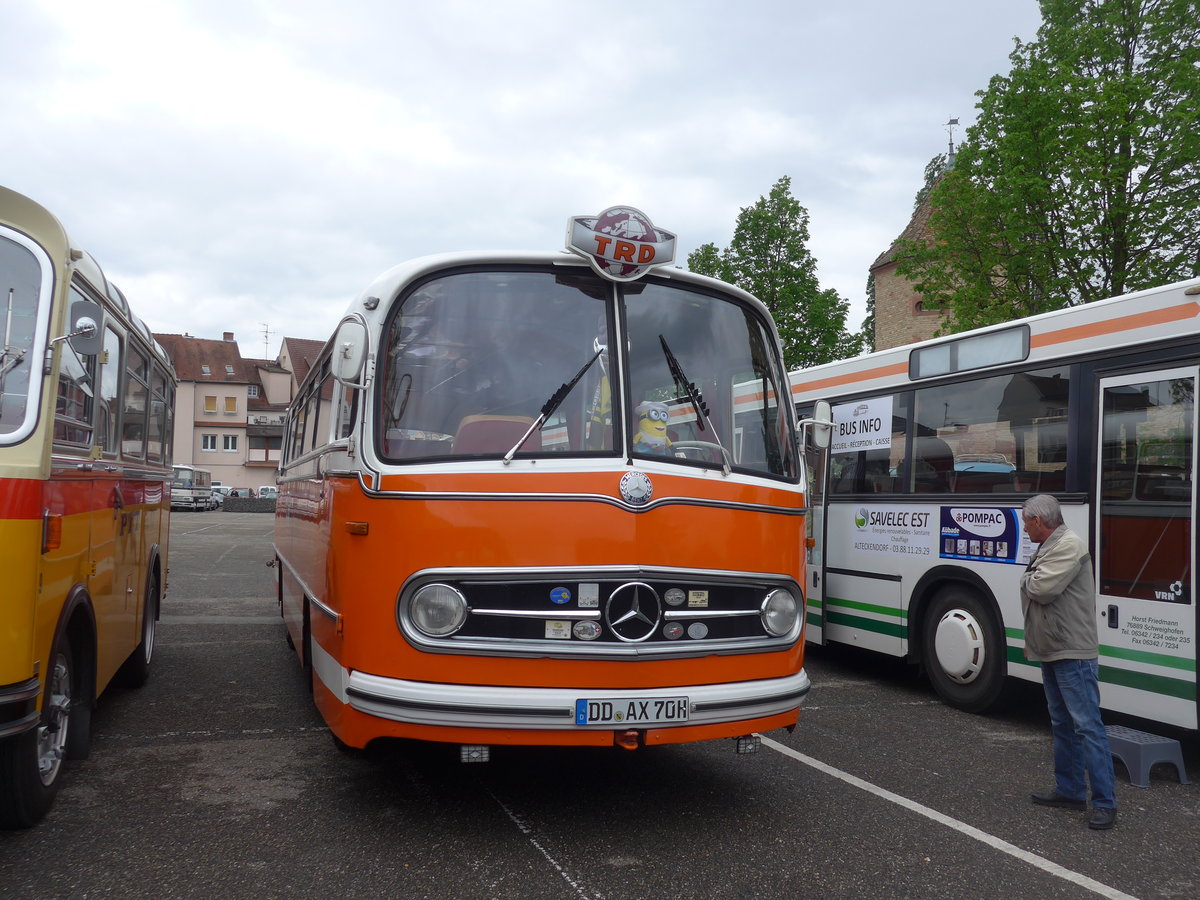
[933,609,986,684]
[37,652,71,786]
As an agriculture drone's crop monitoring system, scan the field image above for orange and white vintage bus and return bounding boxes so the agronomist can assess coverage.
[273,207,819,760]
[0,186,175,827]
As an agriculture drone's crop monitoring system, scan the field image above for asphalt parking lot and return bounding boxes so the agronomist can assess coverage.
[2,511,1198,899]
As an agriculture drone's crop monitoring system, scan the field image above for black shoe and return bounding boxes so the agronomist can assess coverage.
[1088,807,1117,830]
[1031,789,1086,810]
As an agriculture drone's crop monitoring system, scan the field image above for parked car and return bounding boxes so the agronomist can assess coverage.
[257,485,279,499]
[209,488,224,509]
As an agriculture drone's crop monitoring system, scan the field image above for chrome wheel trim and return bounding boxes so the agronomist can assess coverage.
[933,609,986,685]
[37,652,72,787]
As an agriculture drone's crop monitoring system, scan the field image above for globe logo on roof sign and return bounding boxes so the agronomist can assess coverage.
[566,206,677,282]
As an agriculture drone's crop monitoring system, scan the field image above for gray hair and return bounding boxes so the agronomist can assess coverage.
[1023,494,1064,527]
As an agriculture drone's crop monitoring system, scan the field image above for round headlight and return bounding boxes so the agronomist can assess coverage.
[760,588,799,637]
[410,583,468,636]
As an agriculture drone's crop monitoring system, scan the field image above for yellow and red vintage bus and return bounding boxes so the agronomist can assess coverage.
[0,186,175,827]
[273,207,819,761]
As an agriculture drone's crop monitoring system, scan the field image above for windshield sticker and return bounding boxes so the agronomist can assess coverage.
[566,206,676,282]
[831,396,893,454]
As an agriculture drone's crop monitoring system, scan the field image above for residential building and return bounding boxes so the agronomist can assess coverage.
[155,331,296,491]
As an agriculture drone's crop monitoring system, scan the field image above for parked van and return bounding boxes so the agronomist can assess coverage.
[257,485,278,499]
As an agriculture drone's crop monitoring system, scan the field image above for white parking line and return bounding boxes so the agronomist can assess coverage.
[761,736,1137,900]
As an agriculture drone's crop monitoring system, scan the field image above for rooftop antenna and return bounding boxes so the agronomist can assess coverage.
[259,322,275,360]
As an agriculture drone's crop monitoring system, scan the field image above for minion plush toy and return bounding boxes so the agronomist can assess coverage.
[633,401,671,454]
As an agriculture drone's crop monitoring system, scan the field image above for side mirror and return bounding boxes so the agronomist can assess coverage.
[53,299,105,356]
[331,320,368,387]
[800,399,833,451]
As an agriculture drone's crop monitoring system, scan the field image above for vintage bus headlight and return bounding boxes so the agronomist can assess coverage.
[410,584,468,636]
[760,588,799,637]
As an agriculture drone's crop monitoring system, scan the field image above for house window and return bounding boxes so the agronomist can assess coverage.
[247,385,259,398]
[223,434,238,452]
[201,365,211,375]
[224,397,237,415]
[225,364,236,375]
[204,395,217,413]
[201,433,217,451]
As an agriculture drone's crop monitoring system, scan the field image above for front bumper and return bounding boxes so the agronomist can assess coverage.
[338,665,811,732]
[0,677,41,740]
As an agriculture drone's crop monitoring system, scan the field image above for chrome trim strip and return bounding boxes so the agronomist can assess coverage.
[343,668,811,731]
[471,608,601,620]
[663,608,758,620]
[361,483,805,517]
[273,546,339,621]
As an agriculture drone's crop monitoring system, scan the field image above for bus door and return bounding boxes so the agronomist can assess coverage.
[1096,367,1198,729]
[805,439,828,645]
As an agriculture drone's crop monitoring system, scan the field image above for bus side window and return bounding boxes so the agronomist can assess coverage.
[96,327,122,455]
[122,345,149,459]
[53,341,96,448]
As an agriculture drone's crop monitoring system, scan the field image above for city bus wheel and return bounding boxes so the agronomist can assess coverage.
[0,643,75,828]
[920,586,1007,714]
[117,572,158,688]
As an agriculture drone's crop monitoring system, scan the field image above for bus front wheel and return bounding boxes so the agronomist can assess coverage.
[0,641,76,828]
[920,586,1007,714]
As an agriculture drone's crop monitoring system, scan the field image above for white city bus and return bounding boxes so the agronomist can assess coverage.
[791,277,1200,730]
[171,464,212,511]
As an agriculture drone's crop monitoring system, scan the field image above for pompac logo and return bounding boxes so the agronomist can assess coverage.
[949,507,1008,538]
[567,206,677,282]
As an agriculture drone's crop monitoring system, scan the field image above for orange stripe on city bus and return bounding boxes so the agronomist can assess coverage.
[1031,300,1200,349]
[789,361,909,395]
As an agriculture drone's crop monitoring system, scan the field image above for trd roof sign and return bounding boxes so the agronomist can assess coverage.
[566,205,677,283]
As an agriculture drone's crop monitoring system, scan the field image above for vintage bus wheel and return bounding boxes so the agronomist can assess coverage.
[0,645,74,828]
[117,573,158,688]
[920,586,1007,714]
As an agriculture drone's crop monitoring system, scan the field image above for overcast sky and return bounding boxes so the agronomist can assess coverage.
[3,0,1043,362]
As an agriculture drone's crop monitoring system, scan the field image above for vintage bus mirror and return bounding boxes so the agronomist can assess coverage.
[331,320,369,387]
[800,399,833,451]
[52,298,105,356]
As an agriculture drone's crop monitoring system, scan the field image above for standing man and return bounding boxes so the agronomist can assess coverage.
[1021,494,1117,830]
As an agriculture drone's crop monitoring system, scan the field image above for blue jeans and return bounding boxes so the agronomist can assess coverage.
[1042,658,1116,809]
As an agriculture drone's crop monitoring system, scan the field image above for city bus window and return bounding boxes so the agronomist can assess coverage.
[379,270,614,460]
[913,366,1070,494]
[829,394,910,494]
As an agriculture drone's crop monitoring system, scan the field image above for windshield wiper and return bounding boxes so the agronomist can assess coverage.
[658,335,731,475]
[503,347,604,464]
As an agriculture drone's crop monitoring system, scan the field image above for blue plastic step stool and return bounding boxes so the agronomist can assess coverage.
[1106,725,1191,788]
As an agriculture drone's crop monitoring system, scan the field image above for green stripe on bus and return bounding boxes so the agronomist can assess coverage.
[807,611,822,628]
[1004,630,1195,674]
[1099,644,1196,672]
[1099,665,1197,701]
[826,610,907,639]
[826,596,907,620]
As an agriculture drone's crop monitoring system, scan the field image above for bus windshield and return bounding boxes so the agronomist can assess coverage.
[0,236,43,441]
[377,268,795,478]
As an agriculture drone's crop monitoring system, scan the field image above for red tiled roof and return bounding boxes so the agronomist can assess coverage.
[153,333,256,383]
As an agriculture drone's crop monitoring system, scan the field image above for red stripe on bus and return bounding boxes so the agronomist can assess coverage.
[1032,300,1200,349]
[0,478,43,519]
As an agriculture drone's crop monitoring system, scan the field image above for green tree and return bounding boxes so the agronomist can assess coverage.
[688,176,860,369]
[898,0,1200,332]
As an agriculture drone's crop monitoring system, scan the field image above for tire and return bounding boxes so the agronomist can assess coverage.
[919,585,1008,713]
[0,641,76,828]
[117,572,158,688]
